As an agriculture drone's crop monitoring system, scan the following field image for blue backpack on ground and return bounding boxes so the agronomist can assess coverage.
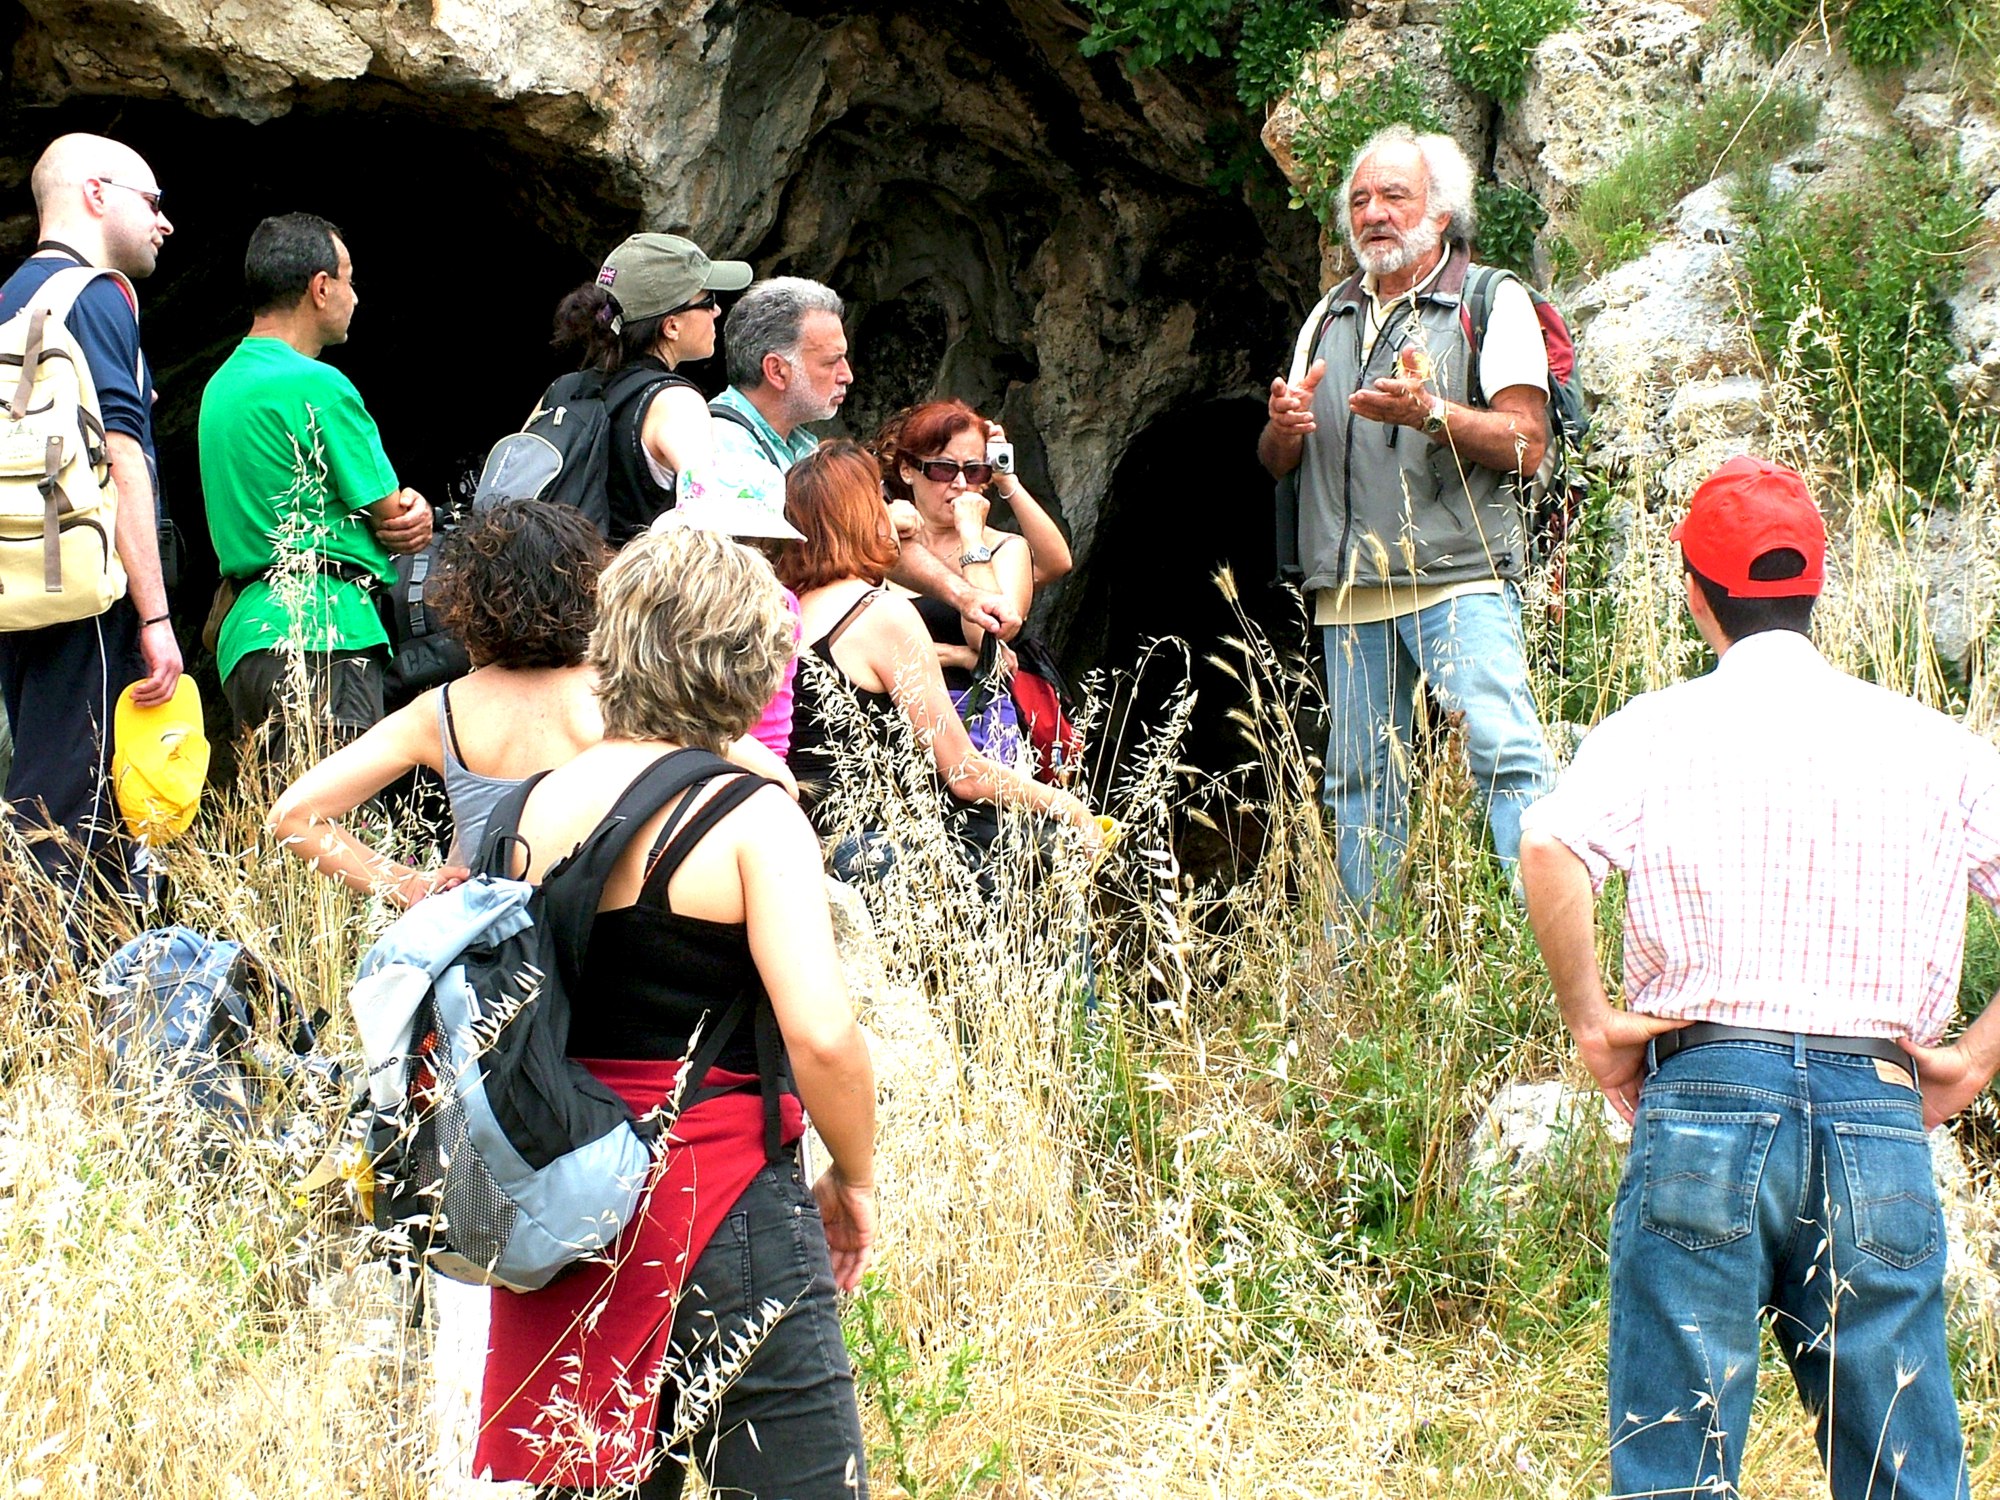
[96,927,324,1132]
[348,749,775,1293]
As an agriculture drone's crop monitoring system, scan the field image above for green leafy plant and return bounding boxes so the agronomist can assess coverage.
[1286,60,1445,224]
[1077,0,1335,107]
[1473,181,1546,276]
[1735,0,1978,68]
[1440,0,1579,103]
[845,1277,1007,1498]
[1559,85,1818,276]
[1735,142,1988,505]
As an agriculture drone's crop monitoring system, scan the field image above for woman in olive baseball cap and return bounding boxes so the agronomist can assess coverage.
[549,232,754,547]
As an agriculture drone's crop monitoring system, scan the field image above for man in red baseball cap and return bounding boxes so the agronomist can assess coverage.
[1518,454,1998,1500]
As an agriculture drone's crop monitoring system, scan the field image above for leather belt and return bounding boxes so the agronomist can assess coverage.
[1651,1021,1916,1083]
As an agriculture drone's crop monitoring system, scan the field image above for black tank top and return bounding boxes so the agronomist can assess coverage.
[788,588,900,827]
[569,769,769,1071]
[604,356,699,547]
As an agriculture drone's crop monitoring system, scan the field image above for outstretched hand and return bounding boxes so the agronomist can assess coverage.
[1266,358,1325,437]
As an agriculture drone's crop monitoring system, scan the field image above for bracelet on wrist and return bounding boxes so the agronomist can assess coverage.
[142,612,172,627]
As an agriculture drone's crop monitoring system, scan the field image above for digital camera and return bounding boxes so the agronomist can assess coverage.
[986,440,1015,476]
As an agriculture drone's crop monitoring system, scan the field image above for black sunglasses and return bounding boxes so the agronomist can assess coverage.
[915,458,994,485]
[668,291,720,314]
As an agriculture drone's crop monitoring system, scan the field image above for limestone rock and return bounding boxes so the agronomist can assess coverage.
[1496,0,1708,206]
[1901,502,2000,671]
[8,0,1317,628]
[1932,1126,2000,1328]
[1466,1079,1627,1195]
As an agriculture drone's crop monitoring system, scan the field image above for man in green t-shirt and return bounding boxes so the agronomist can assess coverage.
[199,212,431,745]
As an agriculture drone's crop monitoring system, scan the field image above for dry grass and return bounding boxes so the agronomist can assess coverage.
[2,344,1999,1499]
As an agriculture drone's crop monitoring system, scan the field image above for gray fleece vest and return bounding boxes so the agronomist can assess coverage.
[1297,245,1526,594]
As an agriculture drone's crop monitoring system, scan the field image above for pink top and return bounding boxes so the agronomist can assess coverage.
[1522,630,2000,1043]
[750,586,801,758]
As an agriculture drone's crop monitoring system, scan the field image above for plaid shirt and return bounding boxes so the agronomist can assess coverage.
[1522,631,2000,1042]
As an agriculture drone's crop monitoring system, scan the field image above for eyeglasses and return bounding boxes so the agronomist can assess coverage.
[915,458,994,485]
[95,178,165,215]
[668,291,719,315]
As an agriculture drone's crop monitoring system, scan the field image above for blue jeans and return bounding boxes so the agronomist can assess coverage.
[1608,1040,1968,1500]
[1321,587,1551,909]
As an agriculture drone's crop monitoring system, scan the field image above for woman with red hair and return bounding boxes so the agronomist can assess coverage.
[873,401,1071,758]
[778,440,1098,873]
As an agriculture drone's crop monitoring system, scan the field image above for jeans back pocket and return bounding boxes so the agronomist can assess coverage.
[1640,1107,1781,1251]
[1832,1122,1941,1270]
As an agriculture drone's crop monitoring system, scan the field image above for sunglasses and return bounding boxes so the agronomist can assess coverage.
[915,458,994,485]
[96,177,165,215]
[668,291,720,314]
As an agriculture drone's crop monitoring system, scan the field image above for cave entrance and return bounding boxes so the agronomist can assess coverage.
[1065,395,1316,876]
[0,92,641,609]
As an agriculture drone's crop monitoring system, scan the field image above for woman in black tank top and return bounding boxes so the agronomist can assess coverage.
[777,441,1103,863]
[549,232,752,545]
[495,524,878,1498]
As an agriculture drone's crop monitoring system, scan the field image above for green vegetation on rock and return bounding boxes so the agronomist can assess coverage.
[1077,0,1336,107]
[1735,141,1989,506]
[1441,0,1579,103]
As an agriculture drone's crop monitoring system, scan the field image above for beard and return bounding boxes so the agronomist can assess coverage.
[777,378,842,428]
[1353,215,1442,277]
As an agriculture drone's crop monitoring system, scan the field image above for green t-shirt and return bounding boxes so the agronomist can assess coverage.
[198,337,399,682]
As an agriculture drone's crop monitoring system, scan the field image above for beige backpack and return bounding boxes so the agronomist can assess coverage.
[0,264,131,629]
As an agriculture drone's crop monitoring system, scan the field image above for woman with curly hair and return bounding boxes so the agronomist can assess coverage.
[271,498,792,905]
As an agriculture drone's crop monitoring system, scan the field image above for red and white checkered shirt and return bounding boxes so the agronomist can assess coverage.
[1522,630,2000,1042]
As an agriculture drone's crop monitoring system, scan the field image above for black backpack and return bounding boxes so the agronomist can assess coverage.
[472,365,675,537]
[350,748,785,1291]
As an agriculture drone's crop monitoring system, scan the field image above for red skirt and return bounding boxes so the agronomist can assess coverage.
[473,1058,806,1488]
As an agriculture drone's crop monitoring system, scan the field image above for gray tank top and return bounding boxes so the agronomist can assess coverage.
[438,683,526,867]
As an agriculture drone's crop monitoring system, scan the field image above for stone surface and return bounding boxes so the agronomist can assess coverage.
[1495,0,1708,206]
[7,0,1317,633]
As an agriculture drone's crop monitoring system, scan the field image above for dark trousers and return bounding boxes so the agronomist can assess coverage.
[546,1158,870,1500]
[0,598,143,904]
[223,647,385,754]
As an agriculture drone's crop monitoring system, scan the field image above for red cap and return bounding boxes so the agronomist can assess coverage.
[1670,456,1826,598]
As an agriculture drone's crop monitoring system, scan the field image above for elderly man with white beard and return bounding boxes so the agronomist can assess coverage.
[1258,125,1555,915]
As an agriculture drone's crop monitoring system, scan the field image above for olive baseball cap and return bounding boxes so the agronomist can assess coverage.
[1671,455,1826,598]
[595,233,753,323]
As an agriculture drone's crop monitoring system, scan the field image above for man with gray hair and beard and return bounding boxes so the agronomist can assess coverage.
[1258,125,1554,915]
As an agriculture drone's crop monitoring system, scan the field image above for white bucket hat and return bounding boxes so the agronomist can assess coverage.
[655,454,805,542]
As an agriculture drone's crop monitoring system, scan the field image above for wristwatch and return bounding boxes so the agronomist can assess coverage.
[959,544,995,567]
[1422,397,1450,437]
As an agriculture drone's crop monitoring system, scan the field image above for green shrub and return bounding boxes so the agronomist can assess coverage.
[1077,0,1238,69]
[1286,60,1445,224]
[1735,0,1976,68]
[1077,0,1335,107]
[1236,0,1337,106]
[1473,181,1546,276]
[1735,142,1985,505]
[1440,0,1578,103]
[1841,0,1953,66]
[1560,86,1818,276]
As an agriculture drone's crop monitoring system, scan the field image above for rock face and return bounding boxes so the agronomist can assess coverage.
[4,0,1318,627]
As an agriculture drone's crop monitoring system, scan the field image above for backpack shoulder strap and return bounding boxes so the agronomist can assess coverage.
[26,265,138,327]
[636,771,769,913]
[541,748,751,993]
[709,400,791,472]
[1287,287,1339,385]
[476,768,553,878]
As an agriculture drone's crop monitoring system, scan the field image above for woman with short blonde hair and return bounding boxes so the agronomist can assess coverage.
[476,522,877,1496]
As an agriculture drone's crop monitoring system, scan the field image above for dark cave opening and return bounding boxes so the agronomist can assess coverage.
[1068,395,1317,871]
[0,91,643,616]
